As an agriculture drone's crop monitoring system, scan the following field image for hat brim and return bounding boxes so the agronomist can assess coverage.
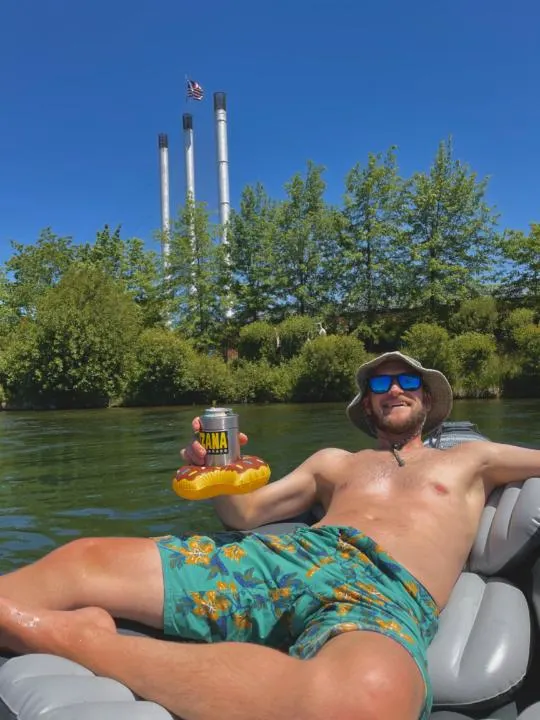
[346,351,453,438]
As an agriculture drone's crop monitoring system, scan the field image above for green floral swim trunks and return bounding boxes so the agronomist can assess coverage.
[154,525,440,719]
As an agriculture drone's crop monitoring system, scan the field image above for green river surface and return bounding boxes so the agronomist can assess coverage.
[1,399,539,573]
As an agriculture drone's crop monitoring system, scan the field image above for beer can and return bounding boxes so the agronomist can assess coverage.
[198,408,240,466]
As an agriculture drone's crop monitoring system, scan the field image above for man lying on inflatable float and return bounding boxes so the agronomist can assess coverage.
[0,351,539,720]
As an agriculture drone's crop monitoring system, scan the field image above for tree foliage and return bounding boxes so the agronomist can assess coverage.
[341,147,406,317]
[496,223,540,302]
[227,184,280,324]
[1,264,141,408]
[1,135,539,408]
[166,200,227,349]
[5,228,77,317]
[402,138,499,316]
[273,162,341,316]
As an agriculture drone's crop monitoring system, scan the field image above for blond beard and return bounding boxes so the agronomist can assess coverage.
[370,403,428,439]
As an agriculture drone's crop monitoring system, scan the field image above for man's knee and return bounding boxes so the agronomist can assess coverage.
[48,538,111,580]
[305,632,426,720]
[347,666,423,720]
[56,536,108,563]
[305,663,423,720]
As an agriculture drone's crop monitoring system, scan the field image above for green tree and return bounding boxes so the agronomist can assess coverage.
[79,225,163,326]
[341,147,406,320]
[227,183,280,324]
[0,268,18,336]
[496,223,540,303]
[402,138,499,316]
[167,200,226,349]
[0,318,39,407]
[1,264,141,408]
[273,162,341,316]
[4,228,77,317]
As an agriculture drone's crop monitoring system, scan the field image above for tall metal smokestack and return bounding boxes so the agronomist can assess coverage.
[158,133,170,263]
[183,113,196,204]
[214,92,230,241]
[183,113,197,296]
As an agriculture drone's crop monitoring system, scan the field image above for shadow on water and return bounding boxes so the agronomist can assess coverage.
[0,399,538,571]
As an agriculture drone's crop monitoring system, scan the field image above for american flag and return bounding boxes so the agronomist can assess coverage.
[186,79,204,101]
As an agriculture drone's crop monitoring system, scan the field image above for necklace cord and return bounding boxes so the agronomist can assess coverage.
[391,445,406,467]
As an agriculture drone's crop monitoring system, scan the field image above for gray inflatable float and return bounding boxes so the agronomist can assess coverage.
[2,421,540,720]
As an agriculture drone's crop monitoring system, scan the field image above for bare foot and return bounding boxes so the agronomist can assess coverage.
[0,597,116,656]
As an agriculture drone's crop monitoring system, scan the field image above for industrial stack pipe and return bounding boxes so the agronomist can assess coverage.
[183,113,196,205]
[158,133,171,264]
[183,112,197,295]
[213,92,230,243]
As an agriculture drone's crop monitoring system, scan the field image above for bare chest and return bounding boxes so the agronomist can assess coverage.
[324,449,466,504]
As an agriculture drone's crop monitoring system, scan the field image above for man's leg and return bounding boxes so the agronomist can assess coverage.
[0,537,164,628]
[0,598,425,720]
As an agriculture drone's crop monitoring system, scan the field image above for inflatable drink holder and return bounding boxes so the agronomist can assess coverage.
[172,408,271,500]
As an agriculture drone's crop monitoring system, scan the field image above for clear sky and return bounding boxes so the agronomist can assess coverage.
[1,0,539,264]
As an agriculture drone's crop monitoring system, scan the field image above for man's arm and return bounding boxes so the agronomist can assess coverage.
[180,416,344,530]
[212,448,343,530]
[472,440,540,493]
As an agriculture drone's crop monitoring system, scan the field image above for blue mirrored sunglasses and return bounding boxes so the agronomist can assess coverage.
[367,373,423,394]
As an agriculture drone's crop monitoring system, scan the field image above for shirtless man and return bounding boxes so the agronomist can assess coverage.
[0,350,539,720]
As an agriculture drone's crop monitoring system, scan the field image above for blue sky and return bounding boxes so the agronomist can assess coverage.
[1,0,539,264]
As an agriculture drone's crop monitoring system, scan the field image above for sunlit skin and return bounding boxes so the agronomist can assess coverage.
[0,358,539,720]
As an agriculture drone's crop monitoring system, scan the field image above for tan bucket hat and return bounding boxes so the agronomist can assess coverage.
[346,351,453,438]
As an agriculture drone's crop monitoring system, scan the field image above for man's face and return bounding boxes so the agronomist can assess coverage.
[361,361,430,437]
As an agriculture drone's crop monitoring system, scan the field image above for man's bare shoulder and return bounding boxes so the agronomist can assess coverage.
[443,439,493,460]
[305,446,375,474]
[309,447,355,463]
[302,447,357,471]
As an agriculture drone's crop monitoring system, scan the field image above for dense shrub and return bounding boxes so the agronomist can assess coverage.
[351,319,384,347]
[237,321,279,363]
[502,321,540,397]
[450,332,501,397]
[293,334,367,401]
[126,328,198,406]
[401,323,456,381]
[233,359,298,403]
[275,316,317,359]
[0,320,40,407]
[1,266,141,408]
[501,308,537,348]
[188,353,236,405]
[449,296,499,336]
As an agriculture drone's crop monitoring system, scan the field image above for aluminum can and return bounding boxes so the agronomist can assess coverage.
[198,408,240,466]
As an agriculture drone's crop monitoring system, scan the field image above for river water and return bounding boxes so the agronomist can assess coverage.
[1,400,539,572]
